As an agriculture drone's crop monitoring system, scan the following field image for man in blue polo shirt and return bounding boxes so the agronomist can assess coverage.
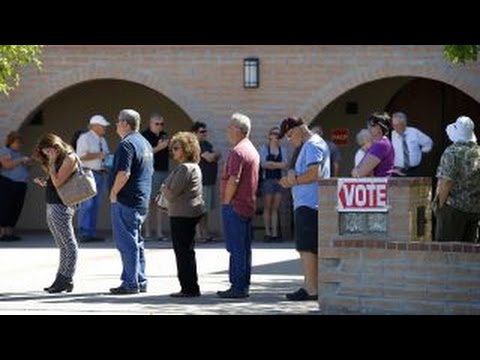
[109,109,154,295]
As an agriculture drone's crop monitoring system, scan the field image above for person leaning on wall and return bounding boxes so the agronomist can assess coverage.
[434,116,480,243]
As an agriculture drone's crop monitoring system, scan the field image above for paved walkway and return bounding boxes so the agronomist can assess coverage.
[0,234,320,315]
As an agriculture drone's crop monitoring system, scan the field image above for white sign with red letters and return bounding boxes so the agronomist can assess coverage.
[337,178,389,212]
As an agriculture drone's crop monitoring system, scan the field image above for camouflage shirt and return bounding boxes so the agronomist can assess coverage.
[436,142,480,213]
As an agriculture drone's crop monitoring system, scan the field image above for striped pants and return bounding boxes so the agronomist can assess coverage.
[46,204,78,278]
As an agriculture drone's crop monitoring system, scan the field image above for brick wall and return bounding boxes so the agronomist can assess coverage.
[2,45,480,150]
[318,178,480,314]
[2,45,480,233]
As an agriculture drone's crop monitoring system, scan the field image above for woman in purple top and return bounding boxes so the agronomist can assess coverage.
[352,112,394,177]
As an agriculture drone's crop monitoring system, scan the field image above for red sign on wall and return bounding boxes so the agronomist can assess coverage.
[337,178,389,212]
[331,128,349,146]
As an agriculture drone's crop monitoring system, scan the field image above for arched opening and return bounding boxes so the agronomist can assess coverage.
[17,79,193,231]
[309,76,480,177]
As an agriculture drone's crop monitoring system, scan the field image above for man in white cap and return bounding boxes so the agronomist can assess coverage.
[76,114,111,242]
[434,116,480,242]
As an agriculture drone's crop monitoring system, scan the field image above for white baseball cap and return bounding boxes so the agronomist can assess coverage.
[89,115,110,127]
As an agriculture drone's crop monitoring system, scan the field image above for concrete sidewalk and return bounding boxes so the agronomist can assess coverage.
[0,234,320,315]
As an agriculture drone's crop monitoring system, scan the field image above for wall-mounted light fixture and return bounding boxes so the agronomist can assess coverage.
[244,57,259,88]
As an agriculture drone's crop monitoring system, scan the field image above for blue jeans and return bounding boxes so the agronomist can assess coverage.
[111,202,147,289]
[222,205,252,292]
[78,171,104,237]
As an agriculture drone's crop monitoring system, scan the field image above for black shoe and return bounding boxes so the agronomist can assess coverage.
[139,283,147,293]
[109,286,139,295]
[0,235,21,242]
[217,288,249,299]
[263,235,272,243]
[285,288,318,301]
[170,291,201,298]
[81,236,105,243]
[46,274,74,294]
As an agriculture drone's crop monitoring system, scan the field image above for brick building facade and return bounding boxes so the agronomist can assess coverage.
[1,45,479,234]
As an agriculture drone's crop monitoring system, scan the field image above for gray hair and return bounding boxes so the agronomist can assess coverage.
[392,112,408,125]
[231,112,251,136]
[356,128,372,146]
[119,109,141,131]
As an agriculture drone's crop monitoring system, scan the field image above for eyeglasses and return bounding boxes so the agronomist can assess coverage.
[154,122,164,126]
[199,129,207,134]
[270,132,280,136]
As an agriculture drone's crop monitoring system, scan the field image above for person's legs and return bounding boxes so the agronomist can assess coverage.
[463,213,480,242]
[271,192,283,238]
[0,176,15,238]
[170,216,201,294]
[435,204,466,242]
[46,204,78,278]
[144,170,164,240]
[196,214,208,242]
[197,185,214,242]
[300,251,318,295]
[286,206,318,301]
[5,181,27,235]
[111,202,145,289]
[89,172,104,237]
[221,205,251,293]
[155,171,168,240]
[263,193,273,238]
[78,172,101,238]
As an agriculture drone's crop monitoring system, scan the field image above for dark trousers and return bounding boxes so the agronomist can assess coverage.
[0,176,27,227]
[170,216,202,294]
[435,204,480,242]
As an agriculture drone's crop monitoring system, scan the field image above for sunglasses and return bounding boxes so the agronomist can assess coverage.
[154,122,164,126]
[270,132,280,136]
[199,129,207,134]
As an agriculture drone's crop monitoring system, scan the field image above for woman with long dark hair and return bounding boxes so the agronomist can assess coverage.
[33,133,79,293]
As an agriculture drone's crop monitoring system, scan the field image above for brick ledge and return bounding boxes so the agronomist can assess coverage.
[332,239,480,253]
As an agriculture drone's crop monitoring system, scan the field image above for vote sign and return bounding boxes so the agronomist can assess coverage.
[337,178,389,212]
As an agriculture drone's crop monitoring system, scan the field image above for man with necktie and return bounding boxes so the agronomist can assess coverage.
[391,112,433,177]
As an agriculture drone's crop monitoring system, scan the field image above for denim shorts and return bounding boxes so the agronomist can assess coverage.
[262,178,283,195]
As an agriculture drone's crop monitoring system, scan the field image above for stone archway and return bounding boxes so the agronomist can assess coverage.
[298,63,480,122]
[3,62,218,143]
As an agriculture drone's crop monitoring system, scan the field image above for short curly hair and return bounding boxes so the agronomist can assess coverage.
[5,131,23,147]
[170,131,201,163]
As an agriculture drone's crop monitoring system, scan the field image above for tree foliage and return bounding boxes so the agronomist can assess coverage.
[0,45,43,96]
[444,45,479,64]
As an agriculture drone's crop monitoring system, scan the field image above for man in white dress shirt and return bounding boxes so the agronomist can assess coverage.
[391,112,433,177]
[76,115,111,242]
